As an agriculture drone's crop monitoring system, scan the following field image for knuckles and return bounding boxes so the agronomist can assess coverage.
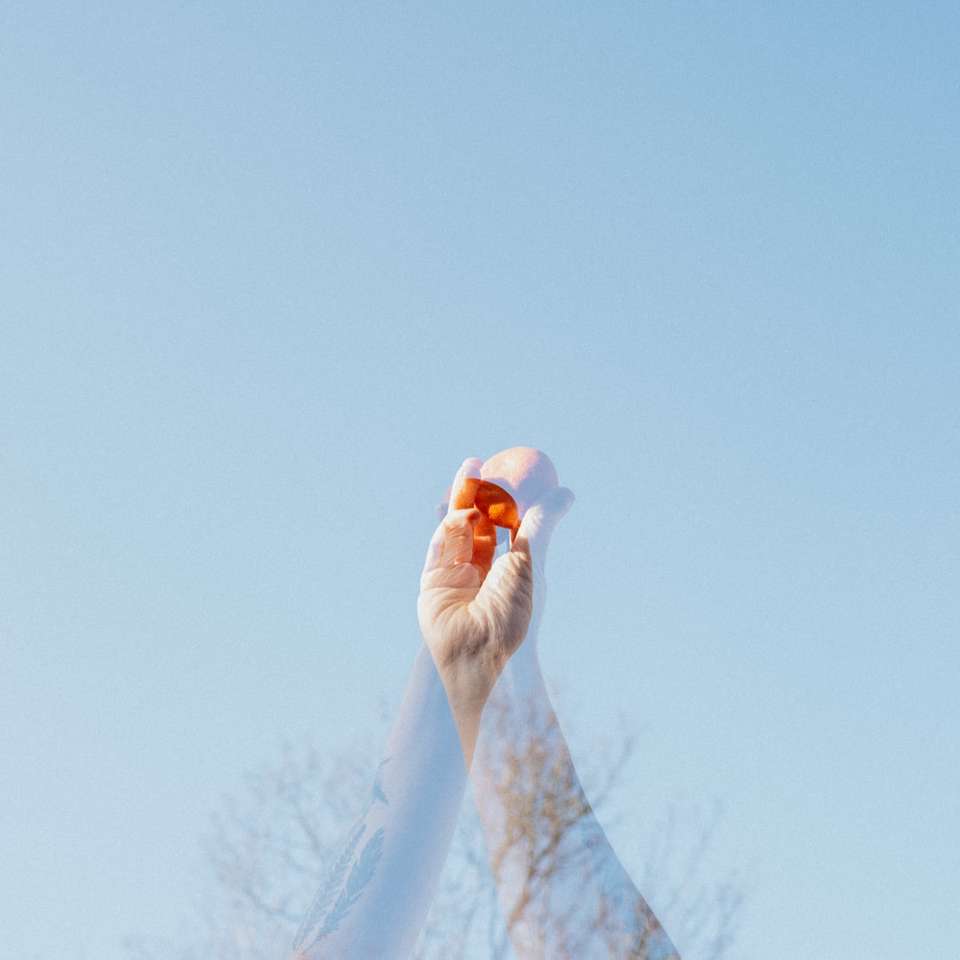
[442,507,481,530]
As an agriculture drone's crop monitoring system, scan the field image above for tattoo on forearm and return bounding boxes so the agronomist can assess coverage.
[291,757,391,955]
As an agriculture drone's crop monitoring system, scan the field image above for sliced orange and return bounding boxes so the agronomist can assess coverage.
[474,480,520,543]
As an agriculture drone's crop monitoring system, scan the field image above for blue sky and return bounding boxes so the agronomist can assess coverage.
[2,3,958,958]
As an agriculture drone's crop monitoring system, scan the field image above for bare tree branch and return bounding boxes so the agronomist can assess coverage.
[128,702,742,959]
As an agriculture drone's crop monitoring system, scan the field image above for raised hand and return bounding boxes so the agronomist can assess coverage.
[417,457,538,759]
[466,449,679,959]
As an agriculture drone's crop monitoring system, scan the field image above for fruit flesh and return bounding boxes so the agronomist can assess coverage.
[474,480,520,541]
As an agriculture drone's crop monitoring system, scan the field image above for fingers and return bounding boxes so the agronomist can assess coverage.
[442,457,484,567]
[422,506,481,571]
[447,457,483,514]
[471,513,497,575]
[441,506,483,566]
[423,460,569,581]
[422,457,486,575]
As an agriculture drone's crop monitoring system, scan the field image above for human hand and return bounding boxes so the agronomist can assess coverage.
[422,450,575,670]
[417,457,537,717]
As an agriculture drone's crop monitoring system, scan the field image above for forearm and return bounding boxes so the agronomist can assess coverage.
[471,641,680,959]
[291,643,472,959]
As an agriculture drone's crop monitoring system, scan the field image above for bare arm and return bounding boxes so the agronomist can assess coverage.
[291,457,537,958]
[470,489,681,959]
[473,643,680,959]
[290,643,469,959]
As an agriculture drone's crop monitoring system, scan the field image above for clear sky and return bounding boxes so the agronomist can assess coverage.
[2,3,958,958]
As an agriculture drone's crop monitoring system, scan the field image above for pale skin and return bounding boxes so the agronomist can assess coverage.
[417,456,538,766]
[291,456,678,958]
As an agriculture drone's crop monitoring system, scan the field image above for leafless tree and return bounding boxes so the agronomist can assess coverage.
[125,696,741,960]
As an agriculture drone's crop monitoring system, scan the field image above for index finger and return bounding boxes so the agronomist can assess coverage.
[446,457,483,514]
[423,457,483,574]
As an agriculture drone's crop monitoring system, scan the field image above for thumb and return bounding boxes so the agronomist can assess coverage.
[513,486,575,576]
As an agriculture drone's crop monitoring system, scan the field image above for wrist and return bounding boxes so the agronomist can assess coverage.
[436,652,500,716]
[438,676,488,769]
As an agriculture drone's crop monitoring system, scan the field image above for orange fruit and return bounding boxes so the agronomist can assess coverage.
[474,480,521,541]
[440,448,560,546]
